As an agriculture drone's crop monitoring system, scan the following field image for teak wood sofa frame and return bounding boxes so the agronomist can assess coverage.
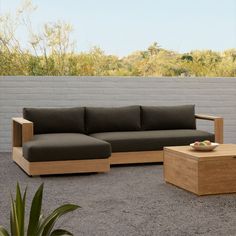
[12,115,223,176]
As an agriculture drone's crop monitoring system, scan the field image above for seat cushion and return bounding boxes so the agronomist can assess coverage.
[90,130,215,152]
[23,107,85,134]
[86,106,141,133]
[23,133,111,162]
[141,105,196,130]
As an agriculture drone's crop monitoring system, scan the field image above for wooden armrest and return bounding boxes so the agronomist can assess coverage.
[12,117,33,147]
[12,117,33,125]
[195,114,224,144]
[195,114,222,121]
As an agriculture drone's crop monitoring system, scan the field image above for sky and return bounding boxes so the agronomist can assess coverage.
[0,0,236,56]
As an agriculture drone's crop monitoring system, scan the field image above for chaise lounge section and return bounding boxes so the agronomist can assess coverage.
[12,105,223,176]
[12,108,111,175]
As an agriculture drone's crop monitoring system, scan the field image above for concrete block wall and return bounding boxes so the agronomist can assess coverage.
[0,76,236,152]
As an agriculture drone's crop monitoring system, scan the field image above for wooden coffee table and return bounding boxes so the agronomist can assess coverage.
[164,144,236,195]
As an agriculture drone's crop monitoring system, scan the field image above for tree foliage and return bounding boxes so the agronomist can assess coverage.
[0,1,235,77]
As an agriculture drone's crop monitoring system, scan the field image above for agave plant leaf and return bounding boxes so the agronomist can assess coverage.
[10,195,20,236]
[0,226,10,236]
[10,202,14,236]
[15,182,27,236]
[50,229,73,236]
[27,183,44,236]
[38,204,79,236]
[22,187,27,235]
[39,213,45,227]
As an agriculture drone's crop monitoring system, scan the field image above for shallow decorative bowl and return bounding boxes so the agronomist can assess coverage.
[190,143,219,151]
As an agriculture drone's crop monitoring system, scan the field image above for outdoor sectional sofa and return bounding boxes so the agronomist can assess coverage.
[12,105,223,176]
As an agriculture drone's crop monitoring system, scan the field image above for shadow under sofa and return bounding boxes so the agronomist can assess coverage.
[12,105,223,176]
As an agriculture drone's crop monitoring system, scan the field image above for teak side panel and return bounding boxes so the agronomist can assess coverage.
[12,118,33,147]
[214,118,224,144]
[198,158,236,195]
[13,147,110,176]
[12,121,22,147]
[164,151,198,194]
[109,151,163,165]
[22,123,33,144]
[195,114,224,144]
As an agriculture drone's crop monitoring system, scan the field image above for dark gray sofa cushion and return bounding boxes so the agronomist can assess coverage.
[23,107,85,134]
[86,106,141,133]
[23,133,111,162]
[90,130,214,152]
[141,105,196,130]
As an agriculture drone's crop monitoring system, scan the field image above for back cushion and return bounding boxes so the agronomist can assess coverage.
[141,105,196,130]
[86,106,141,133]
[23,107,85,134]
